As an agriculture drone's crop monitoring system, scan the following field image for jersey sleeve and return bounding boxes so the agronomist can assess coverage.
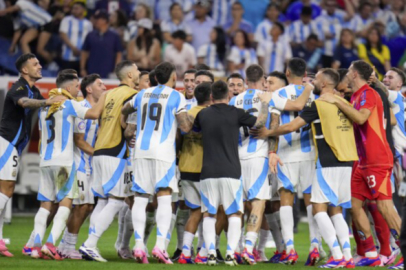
[74,117,86,134]
[8,85,29,105]
[68,100,89,119]
[359,88,377,112]
[270,92,288,111]
[176,93,187,114]
[299,102,319,123]
[227,47,239,63]
[237,108,257,127]
[387,90,398,108]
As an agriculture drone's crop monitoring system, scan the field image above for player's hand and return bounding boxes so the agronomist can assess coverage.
[368,68,377,85]
[303,83,314,92]
[318,92,337,104]
[46,95,67,105]
[72,47,80,57]
[258,91,272,104]
[250,127,271,139]
[269,152,283,174]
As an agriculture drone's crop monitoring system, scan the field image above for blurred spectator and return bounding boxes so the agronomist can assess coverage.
[293,34,323,73]
[387,11,406,39]
[109,9,128,47]
[371,0,396,25]
[197,26,226,76]
[127,3,152,40]
[164,30,196,79]
[391,0,406,17]
[257,22,292,74]
[80,9,122,78]
[289,6,323,48]
[0,0,52,54]
[348,2,374,38]
[239,0,269,28]
[223,1,253,42]
[94,0,131,18]
[227,29,257,78]
[153,0,176,22]
[211,0,234,26]
[254,3,286,44]
[161,2,192,44]
[358,27,391,80]
[195,63,210,71]
[59,1,92,74]
[286,0,322,22]
[332,28,359,69]
[127,18,161,71]
[187,0,215,52]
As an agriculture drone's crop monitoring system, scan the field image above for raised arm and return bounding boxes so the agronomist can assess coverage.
[84,91,107,119]
[283,83,313,111]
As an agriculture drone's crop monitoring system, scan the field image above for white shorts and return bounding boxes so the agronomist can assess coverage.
[132,159,178,195]
[73,171,95,205]
[311,166,352,208]
[241,157,270,201]
[182,180,201,209]
[200,178,243,215]
[277,160,315,194]
[269,173,280,201]
[92,155,131,199]
[38,165,78,203]
[0,136,19,181]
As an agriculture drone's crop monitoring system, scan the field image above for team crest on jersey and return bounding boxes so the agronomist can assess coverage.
[78,121,86,130]
[12,169,17,177]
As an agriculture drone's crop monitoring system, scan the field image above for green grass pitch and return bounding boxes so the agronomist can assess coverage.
[1,216,368,269]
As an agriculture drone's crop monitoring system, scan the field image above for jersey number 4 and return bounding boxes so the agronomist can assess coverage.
[141,103,162,130]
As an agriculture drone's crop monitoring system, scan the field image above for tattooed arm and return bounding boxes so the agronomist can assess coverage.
[176,112,194,133]
[268,113,280,152]
[17,95,66,109]
[254,91,273,128]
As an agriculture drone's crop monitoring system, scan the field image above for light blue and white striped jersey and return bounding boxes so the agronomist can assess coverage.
[257,38,292,74]
[388,90,406,156]
[73,100,98,175]
[186,97,197,111]
[160,19,191,34]
[317,10,345,56]
[227,46,258,79]
[212,0,235,26]
[272,84,316,163]
[39,100,88,167]
[254,19,274,44]
[60,16,93,61]
[230,89,271,159]
[14,0,51,29]
[288,20,324,44]
[197,44,225,72]
[347,15,373,33]
[130,85,187,162]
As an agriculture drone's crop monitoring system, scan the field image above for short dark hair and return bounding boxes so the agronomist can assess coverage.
[307,33,319,42]
[268,71,288,86]
[319,68,340,88]
[80,74,101,97]
[149,69,158,86]
[301,6,313,16]
[351,60,373,81]
[211,80,228,100]
[169,2,181,12]
[155,62,175,84]
[273,22,285,34]
[58,69,77,76]
[246,64,264,83]
[287,58,307,77]
[15,53,37,72]
[184,69,197,76]
[172,30,187,41]
[194,82,211,105]
[195,70,214,82]
[337,69,348,83]
[194,63,210,71]
[56,73,78,88]
[140,70,149,77]
[359,2,372,12]
[390,67,406,85]
[227,73,244,82]
[115,60,134,80]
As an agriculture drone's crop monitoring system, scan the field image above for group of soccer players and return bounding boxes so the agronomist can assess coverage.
[0,52,405,269]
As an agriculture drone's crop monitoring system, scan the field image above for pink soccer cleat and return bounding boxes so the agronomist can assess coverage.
[152,246,173,264]
[133,248,149,264]
[0,239,13,257]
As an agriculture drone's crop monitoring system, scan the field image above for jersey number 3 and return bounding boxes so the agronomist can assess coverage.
[46,115,56,144]
[141,103,162,131]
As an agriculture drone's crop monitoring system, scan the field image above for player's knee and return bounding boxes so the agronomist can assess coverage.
[0,180,15,197]
[376,200,393,216]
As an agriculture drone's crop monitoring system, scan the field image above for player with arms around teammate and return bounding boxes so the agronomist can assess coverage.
[320,60,401,267]
[0,53,64,256]
[121,62,193,264]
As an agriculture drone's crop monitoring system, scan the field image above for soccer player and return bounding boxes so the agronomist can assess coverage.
[79,61,140,262]
[254,68,358,268]
[383,68,405,92]
[184,69,197,110]
[58,74,105,259]
[195,70,214,86]
[0,53,64,256]
[227,73,245,99]
[335,69,352,102]
[32,72,105,260]
[319,60,402,267]
[121,62,193,264]
[195,80,272,266]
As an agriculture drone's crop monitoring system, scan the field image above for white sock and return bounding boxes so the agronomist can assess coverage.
[280,206,294,253]
[120,207,133,249]
[314,212,343,260]
[307,205,320,251]
[182,231,195,257]
[258,229,268,252]
[89,198,107,235]
[165,213,177,250]
[0,192,10,240]
[155,195,172,251]
[237,227,245,253]
[47,206,70,244]
[144,211,156,247]
[65,231,78,251]
[197,221,204,249]
[115,204,128,250]
[84,198,123,248]
[331,213,352,260]
[226,216,242,256]
[198,242,208,257]
[216,234,220,250]
[203,217,216,255]
[33,207,50,247]
[176,209,189,250]
[58,229,68,250]
[26,230,35,248]
[245,231,258,253]
[133,197,149,250]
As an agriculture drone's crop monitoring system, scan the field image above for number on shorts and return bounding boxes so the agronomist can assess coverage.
[367,175,376,188]
[124,171,133,184]
[141,103,162,131]
[46,115,56,144]
[78,180,84,191]
[12,156,18,167]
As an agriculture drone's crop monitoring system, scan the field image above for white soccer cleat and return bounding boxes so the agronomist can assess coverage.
[79,244,107,262]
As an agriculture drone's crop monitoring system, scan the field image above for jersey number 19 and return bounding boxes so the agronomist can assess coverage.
[141,103,162,131]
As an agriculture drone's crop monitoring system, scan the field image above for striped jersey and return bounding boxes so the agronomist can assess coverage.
[317,10,344,56]
[257,38,292,74]
[197,44,224,72]
[73,100,99,174]
[39,100,88,167]
[227,46,258,79]
[211,0,235,25]
[272,84,316,163]
[130,85,187,163]
[288,20,324,44]
[186,97,197,111]
[388,90,406,156]
[60,16,93,61]
[14,0,51,29]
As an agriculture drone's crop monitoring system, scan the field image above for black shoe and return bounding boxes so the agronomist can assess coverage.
[216,249,224,262]
[171,248,182,261]
[208,253,217,266]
